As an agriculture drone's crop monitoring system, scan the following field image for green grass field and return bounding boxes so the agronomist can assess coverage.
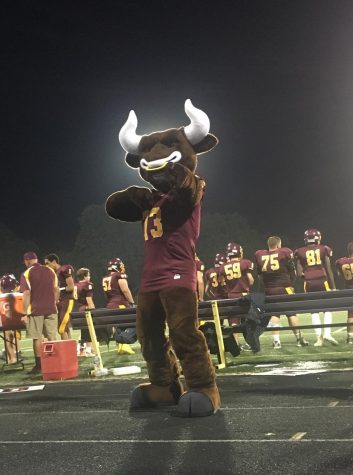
[1,311,352,386]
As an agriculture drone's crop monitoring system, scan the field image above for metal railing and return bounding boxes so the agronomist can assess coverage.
[70,289,353,368]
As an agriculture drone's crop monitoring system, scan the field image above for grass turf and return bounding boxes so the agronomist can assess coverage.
[0,312,352,386]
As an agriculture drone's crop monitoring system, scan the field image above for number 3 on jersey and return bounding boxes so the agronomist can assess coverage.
[144,207,163,240]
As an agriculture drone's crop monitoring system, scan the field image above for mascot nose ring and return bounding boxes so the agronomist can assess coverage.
[140,151,182,170]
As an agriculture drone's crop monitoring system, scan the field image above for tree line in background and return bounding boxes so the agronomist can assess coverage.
[0,205,264,307]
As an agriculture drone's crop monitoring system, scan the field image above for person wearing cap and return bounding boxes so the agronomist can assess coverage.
[20,252,59,374]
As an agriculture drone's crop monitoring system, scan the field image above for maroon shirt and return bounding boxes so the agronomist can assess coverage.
[294,244,332,282]
[75,280,94,310]
[20,263,57,316]
[219,258,254,298]
[57,264,75,301]
[205,267,227,299]
[336,257,353,289]
[140,189,202,293]
[255,247,294,289]
[102,271,130,308]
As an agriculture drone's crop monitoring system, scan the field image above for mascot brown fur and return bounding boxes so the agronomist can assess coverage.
[106,99,220,417]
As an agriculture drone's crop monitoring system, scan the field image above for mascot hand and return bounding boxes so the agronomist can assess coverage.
[106,186,153,222]
[164,163,204,206]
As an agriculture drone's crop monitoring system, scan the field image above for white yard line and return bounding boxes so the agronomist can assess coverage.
[0,439,353,444]
[1,405,352,416]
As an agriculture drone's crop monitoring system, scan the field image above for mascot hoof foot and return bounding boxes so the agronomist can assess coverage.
[130,386,155,410]
[177,391,217,417]
[130,381,183,411]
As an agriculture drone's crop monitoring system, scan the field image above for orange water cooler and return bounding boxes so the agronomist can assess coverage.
[40,340,78,381]
[0,292,25,330]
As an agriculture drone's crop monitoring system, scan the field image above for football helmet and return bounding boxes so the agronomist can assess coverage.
[108,258,125,273]
[226,242,243,258]
[214,253,226,267]
[0,274,18,292]
[304,228,321,244]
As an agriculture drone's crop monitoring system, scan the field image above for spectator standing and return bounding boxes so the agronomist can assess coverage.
[20,252,59,374]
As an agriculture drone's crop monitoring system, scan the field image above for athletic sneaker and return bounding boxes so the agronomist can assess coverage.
[116,343,135,355]
[314,337,323,347]
[240,343,252,351]
[296,337,309,347]
[323,336,339,346]
[273,340,282,349]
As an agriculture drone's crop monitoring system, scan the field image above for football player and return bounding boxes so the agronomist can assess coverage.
[102,258,135,354]
[255,236,309,349]
[205,253,227,300]
[45,254,75,341]
[335,241,353,344]
[0,274,20,364]
[75,268,95,357]
[295,229,337,346]
[195,254,205,302]
[218,243,254,346]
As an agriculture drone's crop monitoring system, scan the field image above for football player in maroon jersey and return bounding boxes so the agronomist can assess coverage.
[255,236,309,349]
[102,258,135,355]
[295,229,337,346]
[195,254,205,302]
[75,268,95,357]
[45,254,75,341]
[335,241,353,344]
[219,242,254,346]
[0,274,20,364]
[205,253,227,300]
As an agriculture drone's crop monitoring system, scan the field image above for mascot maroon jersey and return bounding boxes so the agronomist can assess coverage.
[140,189,202,293]
[102,271,130,308]
[336,257,353,289]
[255,247,294,290]
[75,280,94,311]
[294,244,332,282]
[57,264,74,300]
[218,258,253,298]
[205,267,226,299]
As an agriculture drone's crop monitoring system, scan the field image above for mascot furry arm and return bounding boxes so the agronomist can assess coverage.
[106,100,220,417]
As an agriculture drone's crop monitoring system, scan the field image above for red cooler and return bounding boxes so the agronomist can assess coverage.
[40,340,78,381]
[0,292,25,330]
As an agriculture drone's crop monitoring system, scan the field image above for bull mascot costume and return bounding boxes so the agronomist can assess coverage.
[106,99,220,417]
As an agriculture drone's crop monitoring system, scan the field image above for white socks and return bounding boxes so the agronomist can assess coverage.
[323,312,332,338]
[311,313,322,337]
[311,312,333,338]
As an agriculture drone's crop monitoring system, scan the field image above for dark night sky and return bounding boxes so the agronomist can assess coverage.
[1,0,353,254]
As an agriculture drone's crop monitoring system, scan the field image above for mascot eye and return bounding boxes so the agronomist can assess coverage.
[163,139,177,147]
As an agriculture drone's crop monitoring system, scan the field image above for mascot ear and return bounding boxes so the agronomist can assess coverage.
[192,133,218,155]
[125,153,141,169]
